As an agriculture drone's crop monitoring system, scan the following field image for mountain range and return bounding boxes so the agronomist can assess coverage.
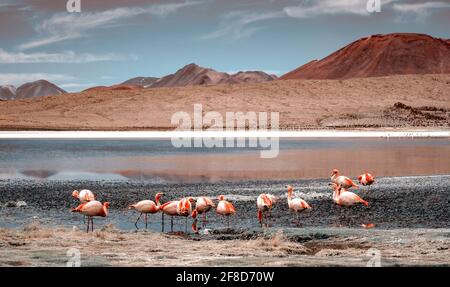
[1,33,449,100]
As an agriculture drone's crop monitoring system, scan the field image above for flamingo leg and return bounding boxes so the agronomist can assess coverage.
[161,213,164,232]
[91,217,94,232]
[86,216,90,233]
[185,217,188,233]
[203,212,207,228]
[145,213,148,229]
[135,213,142,230]
[171,216,174,232]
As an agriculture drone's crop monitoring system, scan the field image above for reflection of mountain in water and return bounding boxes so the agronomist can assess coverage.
[21,170,57,179]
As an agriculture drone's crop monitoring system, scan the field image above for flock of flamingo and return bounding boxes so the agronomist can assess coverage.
[71,169,375,233]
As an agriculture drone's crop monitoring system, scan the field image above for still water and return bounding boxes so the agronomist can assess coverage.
[0,138,449,182]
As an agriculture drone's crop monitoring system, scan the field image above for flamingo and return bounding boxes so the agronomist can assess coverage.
[72,189,95,203]
[72,201,109,233]
[176,197,195,233]
[256,193,278,228]
[358,173,375,190]
[285,185,311,226]
[129,192,164,229]
[194,196,215,228]
[72,189,96,223]
[330,183,368,207]
[159,199,179,232]
[216,195,236,228]
[331,169,359,189]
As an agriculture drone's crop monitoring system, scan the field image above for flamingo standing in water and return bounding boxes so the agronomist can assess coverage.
[72,189,96,223]
[358,172,375,191]
[331,169,359,189]
[176,197,195,233]
[285,185,311,226]
[159,199,179,233]
[330,183,369,207]
[256,193,278,228]
[72,201,110,233]
[129,192,164,229]
[216,195,236,228]
[194,197,215,228]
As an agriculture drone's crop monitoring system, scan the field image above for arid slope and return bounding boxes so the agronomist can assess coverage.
[0,74,448,130]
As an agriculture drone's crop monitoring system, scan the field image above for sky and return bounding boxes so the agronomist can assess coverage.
[0,0,449,91]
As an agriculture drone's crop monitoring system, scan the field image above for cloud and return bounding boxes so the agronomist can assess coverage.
[58,83,97,89]
[284,0,448,19]
[201,10,286,40]
[284,0,380,18]
[392,1,450,18]
[18,1,202,50]
[0,73,75,86]
[0,49,136,64]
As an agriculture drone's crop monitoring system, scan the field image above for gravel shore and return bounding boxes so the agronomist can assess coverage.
[0,175,449,266]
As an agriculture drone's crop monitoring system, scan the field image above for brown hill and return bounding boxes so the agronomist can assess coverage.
[0,74,448,130]
[281,33,450,80]
[121,77,159,87]
[82,84,143,93]
[0,85,17,100]
[0,81,66,100]
[150,63,277,88]
[15,80,66,99]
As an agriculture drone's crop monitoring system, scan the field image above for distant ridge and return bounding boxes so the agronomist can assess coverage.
[0,80,66,100]
[122,63,277,89]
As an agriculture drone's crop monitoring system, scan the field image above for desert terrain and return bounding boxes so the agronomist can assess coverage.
[0,74,448,130]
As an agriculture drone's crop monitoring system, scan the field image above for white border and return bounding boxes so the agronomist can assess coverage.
[0,130,448,138]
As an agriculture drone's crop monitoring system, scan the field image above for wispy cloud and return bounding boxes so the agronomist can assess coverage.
[59,83,97,89]
[284,0,448,19]
[201,10,286,40]
[18,1,202,50]
[284,0,382,18]
[0,49,136,64]
[392,1,450,19]
[0,73,75,86]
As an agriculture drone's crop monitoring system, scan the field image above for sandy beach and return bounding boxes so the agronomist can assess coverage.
[1,175,449,266]
[0,74,448,131]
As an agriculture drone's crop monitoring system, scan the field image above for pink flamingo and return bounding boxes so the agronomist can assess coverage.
[216,195,236,228]
[331,169,359,189]
[72,201,110,233]
[194,196,215,228]
[129,192,164,229]
[286,185,311,226]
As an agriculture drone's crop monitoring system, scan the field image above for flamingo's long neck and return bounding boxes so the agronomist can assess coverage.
[331,173,338,181]
[155,195,162,206]
[287,190,293,207]
[101,205,108,217]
